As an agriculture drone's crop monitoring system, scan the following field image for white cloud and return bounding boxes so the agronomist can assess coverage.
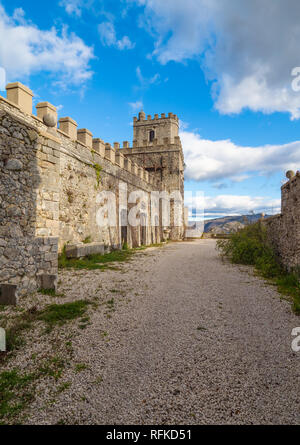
[136,66,160,89]
[59,0,85,17]
[185,193,281,216]
[129,100,143,111]
[0,5,94,87]
[98,21,135,50]
[181,130,300,182]
[132,0,300,119]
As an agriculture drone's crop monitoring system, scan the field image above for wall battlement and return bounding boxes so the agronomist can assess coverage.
[0,81,185,298]
[0,82,160,188]
[133,111,179,123]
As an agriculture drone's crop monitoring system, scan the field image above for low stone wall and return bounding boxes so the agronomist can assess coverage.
[265,174,300,272]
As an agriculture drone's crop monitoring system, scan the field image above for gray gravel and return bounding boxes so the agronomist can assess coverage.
[22,240,300,424]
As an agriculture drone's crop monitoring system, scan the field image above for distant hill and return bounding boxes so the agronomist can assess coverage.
[204,214,272,234]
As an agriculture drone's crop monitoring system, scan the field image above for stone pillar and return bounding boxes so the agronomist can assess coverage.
[138,167,144,180]
[6,82,33,115]
[59,117,78,140]
[36,102,57,128]
[77,129,93,149]
[105,144,115,163]
[115,152,125,168]
[93,138,105,157]
[124,158,132,172]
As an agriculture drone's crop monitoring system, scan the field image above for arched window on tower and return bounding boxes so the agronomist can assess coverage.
[149,130,155,142]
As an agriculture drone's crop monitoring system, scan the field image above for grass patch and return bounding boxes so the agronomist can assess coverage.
[0,369,35,422]
[57,382,71,393]
[38,289,65,297]
[82,236,92,244]
[38,300,90,327]
[38,356,65,381]
[75,363,88,373]
[58,246,136,270]
[58,242,164,271]
[217,222,300,315]
[5,307,39,353]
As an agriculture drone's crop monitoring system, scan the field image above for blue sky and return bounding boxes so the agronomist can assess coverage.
[1,0,300,218]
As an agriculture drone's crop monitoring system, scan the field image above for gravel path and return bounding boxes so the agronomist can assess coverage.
[24,239,300,424]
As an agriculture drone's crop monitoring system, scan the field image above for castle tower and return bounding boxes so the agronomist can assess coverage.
[133,111,179,145]
[122,112,185,239]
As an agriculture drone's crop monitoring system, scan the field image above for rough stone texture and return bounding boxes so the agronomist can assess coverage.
[265,173,300,271]
[0,84,185,296]
[0,284,18,305]
[65,243,105,258]
[37,274,58,291]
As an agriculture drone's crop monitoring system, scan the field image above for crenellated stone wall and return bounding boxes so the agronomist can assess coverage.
[0,82,185,297]
[265,173,300,272]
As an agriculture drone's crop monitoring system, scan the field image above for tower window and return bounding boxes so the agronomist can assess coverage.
[149,130,155,142]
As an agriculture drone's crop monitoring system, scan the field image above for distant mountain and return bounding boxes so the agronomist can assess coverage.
[204,214,272,234]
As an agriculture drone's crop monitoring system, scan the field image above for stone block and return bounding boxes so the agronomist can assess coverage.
[93,138,105,157]
[38,274,58,291]
[77,128,93,148]
[6,82,33,115]
[124,158,132,172]
[105,144,115,163]
[115,152,125,168]
[36,102,57,128]
[65,242,105,258]
[0,284,18,305]
[59,117,78,140]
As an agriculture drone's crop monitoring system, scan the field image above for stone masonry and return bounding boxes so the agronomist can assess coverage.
[265,172,300,271]
[0,82,185,296]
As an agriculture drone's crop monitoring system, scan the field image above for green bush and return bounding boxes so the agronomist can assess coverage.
[217,222,300,314]
[217,222,281,277]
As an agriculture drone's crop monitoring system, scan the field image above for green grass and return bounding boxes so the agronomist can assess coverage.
[57,382,71,393]
[38,289,65,297]
[38,356,65,381]
[38,300,90,327]
[0,369,36,421]
[5,307,39,352]
[217,222,300,315]
[75,363,87,373]
[58,243,164,271]
[82,236,92,244]
[58,247,136,270]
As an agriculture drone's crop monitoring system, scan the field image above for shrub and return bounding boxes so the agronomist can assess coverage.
[217,222,300,314]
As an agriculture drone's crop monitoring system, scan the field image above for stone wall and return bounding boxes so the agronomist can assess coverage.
[0,107,58,295]
[0,82,185,296]
[265,173,300,271]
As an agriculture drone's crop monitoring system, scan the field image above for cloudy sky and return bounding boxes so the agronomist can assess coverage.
[1,0,300,218]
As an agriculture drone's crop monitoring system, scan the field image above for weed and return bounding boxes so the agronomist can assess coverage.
[38,289,65,297]
[82,236,92,244]
[59,246,136,270]
[94,376,103,384]
[75,363,87,373]
[38,300,90,328]
[57,382,71,393]
[38,356,65,381]
[217,222,300,315]
[93,163,103,188]
[0,369,35,421]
